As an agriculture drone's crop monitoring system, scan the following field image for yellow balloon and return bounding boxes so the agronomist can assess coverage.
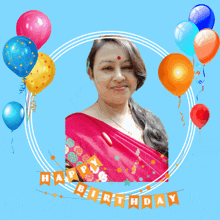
[158,53,194,96]
[23,52,55,94]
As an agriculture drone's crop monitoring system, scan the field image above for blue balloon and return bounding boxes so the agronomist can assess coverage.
[174,21,199,56]
[2,102,25,131]
[3,36,38,78]
[189,4,215,31]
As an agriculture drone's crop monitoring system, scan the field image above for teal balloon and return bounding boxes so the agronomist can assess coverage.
[174,21,199,55]
[2,102,25,131]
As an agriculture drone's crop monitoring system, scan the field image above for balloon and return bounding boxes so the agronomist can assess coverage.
[158,53,194,96]
[16,10,51,50]
[190,104,210,129]
[194,29,220,64]
[2,102,25,131]
[3,36,38,77]
[23,52,55,94]
[174,21,199,55]
[189,4,215,31]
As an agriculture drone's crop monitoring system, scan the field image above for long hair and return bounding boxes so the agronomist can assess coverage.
[86,35,168,157]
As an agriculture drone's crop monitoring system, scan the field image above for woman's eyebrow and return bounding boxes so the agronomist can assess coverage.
[99,59,130,66]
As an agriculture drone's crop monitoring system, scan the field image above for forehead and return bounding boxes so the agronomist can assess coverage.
[95,42,130,63]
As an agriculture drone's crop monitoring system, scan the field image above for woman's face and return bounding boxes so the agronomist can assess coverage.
[90,42,137,105]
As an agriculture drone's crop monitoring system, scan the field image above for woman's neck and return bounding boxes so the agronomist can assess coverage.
[95,98,130,119]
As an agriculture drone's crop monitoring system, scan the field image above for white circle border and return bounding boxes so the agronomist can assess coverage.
[24,31,196,201]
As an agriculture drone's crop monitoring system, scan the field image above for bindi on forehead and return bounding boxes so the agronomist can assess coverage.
[117,56,121,60]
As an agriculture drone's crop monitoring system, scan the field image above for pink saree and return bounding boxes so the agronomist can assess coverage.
[65,113,168,182]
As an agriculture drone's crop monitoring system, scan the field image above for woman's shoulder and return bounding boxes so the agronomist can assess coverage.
[65,112,86,121]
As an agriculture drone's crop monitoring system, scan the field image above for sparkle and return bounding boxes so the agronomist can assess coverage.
[19,56,21,58]
[5,53,7,55]
[6,45,8,48]
[20,64,23,67]
[21,42,24,45]
[30,62,33,65]
[8,63,10,65]
[115,155,120,161]
[32,52,34,54]
[14,66,17,69]
[124,179,131,186]
[29,41,31,44]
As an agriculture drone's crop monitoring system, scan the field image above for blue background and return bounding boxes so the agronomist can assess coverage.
[0,0,220,219]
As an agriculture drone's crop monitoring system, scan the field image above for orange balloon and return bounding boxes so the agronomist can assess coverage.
[22,52,55,94]
[194,29,220,64]
[158,53,194,96]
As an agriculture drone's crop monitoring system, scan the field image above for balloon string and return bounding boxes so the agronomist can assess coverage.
[11,130,14,154]
[199,129,201,142]
[195,67,206,101]
[193,58,195,70]
[178,96,185,126]
[19,77,26,94]
[27,94,37,122]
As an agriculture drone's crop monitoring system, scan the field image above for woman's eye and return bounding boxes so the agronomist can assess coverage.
[103,66,113,70]
[122,65,133,70]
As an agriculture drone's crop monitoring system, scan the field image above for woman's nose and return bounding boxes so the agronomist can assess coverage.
[113,68,125,82]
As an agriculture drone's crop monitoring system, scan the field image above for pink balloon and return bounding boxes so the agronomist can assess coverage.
[16,10,51,50]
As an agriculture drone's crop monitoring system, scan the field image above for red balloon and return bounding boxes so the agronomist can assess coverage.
[190,104,210,129]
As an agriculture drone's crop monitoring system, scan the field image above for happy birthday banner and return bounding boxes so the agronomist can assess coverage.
[38,182,180,209]
[40,155,103,185]
[75,183,179,209]
[39,154,180,209]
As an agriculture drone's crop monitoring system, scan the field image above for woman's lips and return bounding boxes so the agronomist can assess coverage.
[112,86,127,91]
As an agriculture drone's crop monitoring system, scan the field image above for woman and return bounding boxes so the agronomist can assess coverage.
[65,35,168,182]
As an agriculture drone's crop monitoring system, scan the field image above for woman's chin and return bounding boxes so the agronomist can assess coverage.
[105,95,130,105]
